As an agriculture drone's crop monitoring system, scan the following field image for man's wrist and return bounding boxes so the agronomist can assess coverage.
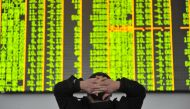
[114,81,120,91]
[80,81,85,91]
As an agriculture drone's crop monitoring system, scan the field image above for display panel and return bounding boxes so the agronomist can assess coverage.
[0,0,190,92]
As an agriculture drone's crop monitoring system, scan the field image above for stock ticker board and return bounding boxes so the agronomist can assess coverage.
[0,0,190,93]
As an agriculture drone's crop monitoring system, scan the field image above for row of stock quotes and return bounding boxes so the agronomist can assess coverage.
[0,0,190,92]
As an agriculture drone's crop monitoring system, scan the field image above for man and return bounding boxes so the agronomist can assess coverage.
[54,72,146,109]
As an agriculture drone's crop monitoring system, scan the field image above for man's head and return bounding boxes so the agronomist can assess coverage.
[89,72,111,79]
[87,72,112,103]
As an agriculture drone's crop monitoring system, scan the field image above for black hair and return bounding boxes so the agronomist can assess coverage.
[89,72,110,79]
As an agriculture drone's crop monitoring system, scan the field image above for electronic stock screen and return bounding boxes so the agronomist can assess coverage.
[0,0,190,93]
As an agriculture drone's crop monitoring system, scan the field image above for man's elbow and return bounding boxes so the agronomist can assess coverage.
[53,82,64,96]
[138,84,146,98]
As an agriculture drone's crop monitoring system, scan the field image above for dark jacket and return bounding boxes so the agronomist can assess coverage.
[54,75,146,109]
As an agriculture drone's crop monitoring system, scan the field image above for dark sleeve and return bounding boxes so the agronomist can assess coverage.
[115,78,146,109]
[53,75,83,109]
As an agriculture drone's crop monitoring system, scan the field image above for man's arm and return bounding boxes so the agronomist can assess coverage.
[54,75,101,109]
[98,77,146,109]
[53,75,82,109]
[116,78,146,109]
[117,78,146,98]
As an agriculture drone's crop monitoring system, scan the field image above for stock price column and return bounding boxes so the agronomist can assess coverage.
[44,0,64,92]
[0,0,26,92]
[135,0,155,91]
[109,0,135,80]
[26,0,45,92]
[90,0,108,75]
[153,0,174,91]
[181,0,190,90]
[71,0,83,78]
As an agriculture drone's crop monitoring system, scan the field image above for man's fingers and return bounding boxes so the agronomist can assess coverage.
[92,88,106,92]
[90,78,98,81]
[102,93,110,100]
[91,81,109,90]
[92,90,102,95]
[86,78,111,93]
[89,78,100,84]
[98,80,110,86]
[89,77,109,85]
[99,77,107,81]
[92,85,106,90]
[95,77,107,84]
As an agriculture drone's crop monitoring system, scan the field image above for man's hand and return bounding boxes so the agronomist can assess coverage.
[99,79,120,93]
[80,78,103,94]
[80,76,120,100]
[98,78,120,100]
